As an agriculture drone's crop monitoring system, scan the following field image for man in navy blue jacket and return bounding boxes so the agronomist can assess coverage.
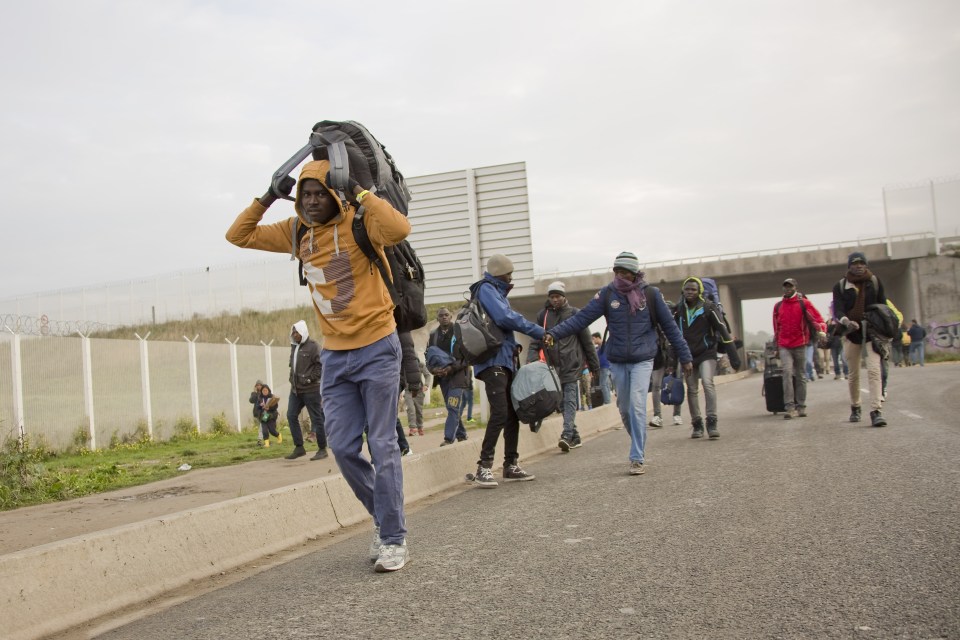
[546,251,693,476]
[470,254,546,488]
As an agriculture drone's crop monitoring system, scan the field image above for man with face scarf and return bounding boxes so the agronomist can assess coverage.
[545,251,693,476]
[832,252,889,427]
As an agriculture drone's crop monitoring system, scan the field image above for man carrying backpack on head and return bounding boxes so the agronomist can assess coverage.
[773,278,827,419]
[468,254,545,488]
[675,277,741,439]
[226,145,412,572]
[527,281,600,453]
[832,252,888,427]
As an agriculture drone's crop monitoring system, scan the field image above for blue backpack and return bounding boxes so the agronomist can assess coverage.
[660,374,685,406]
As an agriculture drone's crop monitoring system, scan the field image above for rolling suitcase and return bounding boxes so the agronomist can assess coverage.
[763,367,786,414]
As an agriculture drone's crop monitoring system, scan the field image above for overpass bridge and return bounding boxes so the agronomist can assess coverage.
[507,233,958,347]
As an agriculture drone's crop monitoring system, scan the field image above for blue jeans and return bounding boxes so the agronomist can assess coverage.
[830,342,848,376]
[560,381,580,441]
[287,390,326,449]
[909,342,925,365]
[686,359,717,420]
[600,368,613,405]
[465,385,474,420]
[320,333,406,545]
[439,380,468,442]
[804,344,815,380]
[610,360,654,464]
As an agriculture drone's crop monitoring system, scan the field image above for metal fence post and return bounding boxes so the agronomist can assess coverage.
[135,332,153,439]
[260,339,275,389]
[3,325,26,444]
[183,335,201,430]
[226,337,241,432]
[76,331,96,449]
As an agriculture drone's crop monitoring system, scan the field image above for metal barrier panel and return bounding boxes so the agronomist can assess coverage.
[90,338,143,446]
[21,336,85,450]
[0,340,13,441]
[195,342,232,432]
[146,341,193,441]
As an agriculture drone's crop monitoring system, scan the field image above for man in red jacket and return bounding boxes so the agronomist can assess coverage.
[773,278,826,419]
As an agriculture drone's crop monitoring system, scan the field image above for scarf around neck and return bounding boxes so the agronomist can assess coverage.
[845,267,874,322]
[612,273,647,314]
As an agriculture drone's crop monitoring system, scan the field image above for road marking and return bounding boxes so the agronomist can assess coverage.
[898,410,924,419]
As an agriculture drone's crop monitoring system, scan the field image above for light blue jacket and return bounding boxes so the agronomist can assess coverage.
[473,273,545,376]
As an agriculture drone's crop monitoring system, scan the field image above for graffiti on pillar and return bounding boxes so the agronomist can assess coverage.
[929,322,960,350]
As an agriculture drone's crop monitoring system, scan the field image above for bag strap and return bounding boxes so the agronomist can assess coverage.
[352,209,400,307]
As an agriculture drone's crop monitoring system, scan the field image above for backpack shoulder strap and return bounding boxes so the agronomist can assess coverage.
[295,221,310,286]
[644,286,659,330]
[352,208,399,305]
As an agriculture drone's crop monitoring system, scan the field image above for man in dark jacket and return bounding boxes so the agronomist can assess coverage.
[427,308,469,445]
[907,319,927,366]
[545,252,693,476]
[675,277,741,439]
[832,251,888,426]
[527,281,599,452]
[469,254,546,488]
[288,320,328,460]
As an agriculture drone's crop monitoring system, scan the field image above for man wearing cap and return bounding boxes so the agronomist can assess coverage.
[773,278,826,419]
[832,252,889,427]
[545,251,693,475]
[527,281,600,452]
[468,254,546,488]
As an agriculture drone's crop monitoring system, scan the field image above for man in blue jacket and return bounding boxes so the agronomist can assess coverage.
[545,251,693,476]
[470,254,546,488]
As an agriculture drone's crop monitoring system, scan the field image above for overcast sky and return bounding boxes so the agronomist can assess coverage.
[2,0,958,332]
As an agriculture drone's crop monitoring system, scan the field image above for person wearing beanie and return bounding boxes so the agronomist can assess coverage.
[467,254,546,487]
[674,277,741,439]
[527,281,600,452]
[832,251,889,427]
[249,380,265,421]
[773,278,826,419]
[544,251,694,476]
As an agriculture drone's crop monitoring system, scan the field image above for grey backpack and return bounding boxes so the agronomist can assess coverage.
[511,361,562,428]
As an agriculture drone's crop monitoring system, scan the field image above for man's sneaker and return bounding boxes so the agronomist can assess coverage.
[310,448,329,461]
[374,541,409,573]
[784,408,795,420]
[673,415,683,426]
[258,439,266,448]
[401,447,412,457]
[849,405,862,423]
[797,407,807,418]
[369,526,381,562]
[285,445,306,460]
[649,415,663,428]
[472,465,498,488]
[440,439,454,447]
[834,374,842,380]
[629,461,645,475]
[503,464,536,482]
[870,410,887,427]
[570,436,582,449]
[408,429,416,437]
[691,418,704,439]
[706,416,719,439]
[457,436,468,442]
[558,438,571,453]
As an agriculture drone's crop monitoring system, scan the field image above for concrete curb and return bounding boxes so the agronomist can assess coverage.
[2,371,752,640]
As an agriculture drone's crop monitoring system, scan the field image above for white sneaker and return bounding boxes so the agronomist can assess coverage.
[672,415,683,426]
[649,415,663,428]
[375,540,409,572]
[369,525,381,562]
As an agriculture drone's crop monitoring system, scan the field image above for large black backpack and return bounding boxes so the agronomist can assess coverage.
[279,120,427,332]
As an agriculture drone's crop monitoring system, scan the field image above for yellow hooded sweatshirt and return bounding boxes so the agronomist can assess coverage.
[225,160,411,350]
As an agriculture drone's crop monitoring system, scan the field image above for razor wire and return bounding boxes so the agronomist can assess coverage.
[1,314,120,337]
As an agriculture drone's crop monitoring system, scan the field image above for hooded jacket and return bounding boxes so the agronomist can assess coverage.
[473,273,546,376]
[527,300,600,384]
[289,320,322,394]
[226,160,411,350]
[773,293,826,350]
[675,277,735,367]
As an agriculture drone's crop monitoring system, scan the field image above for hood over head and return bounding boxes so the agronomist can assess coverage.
[682,276,704,298]
[291,320,309,344]
[294,160,345,226]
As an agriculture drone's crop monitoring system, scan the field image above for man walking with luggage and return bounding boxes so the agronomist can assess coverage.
[428,307,470,445]
[469,254,545,488]
[773,278,826,419]
[545,252,693,475]
[287,321,330,460]
[832,252,889,427]
[226,151,413,572]
[527,281,600,452]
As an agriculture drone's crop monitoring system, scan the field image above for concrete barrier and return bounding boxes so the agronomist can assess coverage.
[1,371,751,640]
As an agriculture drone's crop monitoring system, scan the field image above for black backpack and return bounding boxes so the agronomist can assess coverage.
[279,120,427,332]
[864,304,899,341]
[453,282,504,365]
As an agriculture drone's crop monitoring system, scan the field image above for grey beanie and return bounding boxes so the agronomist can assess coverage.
[487,254,514,277]
[613,251,641,274]
[547,281,566,295]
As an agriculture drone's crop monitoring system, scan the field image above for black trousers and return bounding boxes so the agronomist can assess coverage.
[477,367,519,468]
[287,390,327,449]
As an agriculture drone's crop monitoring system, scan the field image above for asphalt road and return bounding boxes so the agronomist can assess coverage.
[81,365,960,639]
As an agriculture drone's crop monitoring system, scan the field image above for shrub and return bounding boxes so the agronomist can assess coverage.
[172,417,199,440]
[210,412,231,436]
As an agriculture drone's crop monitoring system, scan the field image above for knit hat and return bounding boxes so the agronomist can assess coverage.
[255,379,264,386]
[613,251,640,274]
[486,254,514,277]
[547,281,566,295]
[847,251,868,267]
